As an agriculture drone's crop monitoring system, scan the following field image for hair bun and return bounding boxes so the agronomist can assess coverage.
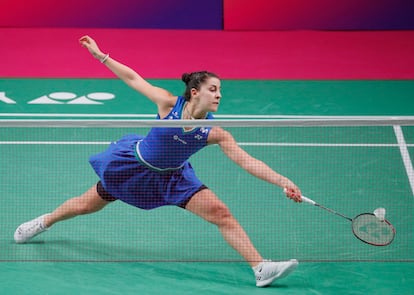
[181,73,191,84]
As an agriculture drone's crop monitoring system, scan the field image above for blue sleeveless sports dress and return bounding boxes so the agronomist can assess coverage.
[89,96,214,210]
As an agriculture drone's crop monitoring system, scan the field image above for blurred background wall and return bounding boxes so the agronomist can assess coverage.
[1,0,413,30]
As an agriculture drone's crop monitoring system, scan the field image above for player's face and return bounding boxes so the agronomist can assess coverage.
[193,77,221,112]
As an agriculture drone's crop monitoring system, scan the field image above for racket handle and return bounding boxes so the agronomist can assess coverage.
[301,196,316,205]
[283,188,316,205]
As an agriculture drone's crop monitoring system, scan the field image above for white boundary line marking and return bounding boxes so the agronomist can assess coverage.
[0,141,110,145]
[393,125,414,196]
[238,143,413,147]
[1,141,413,147]
[1,113,414,120]
[1,119,414,127]
[0,113,155,118]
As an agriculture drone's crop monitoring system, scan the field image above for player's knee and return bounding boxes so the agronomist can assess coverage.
[209,204,233,226]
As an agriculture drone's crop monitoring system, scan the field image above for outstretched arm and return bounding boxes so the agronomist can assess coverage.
[79,35,176,113]
[208,127,302,202]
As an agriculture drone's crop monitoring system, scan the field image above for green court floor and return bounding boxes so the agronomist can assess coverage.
[1,79,413,294]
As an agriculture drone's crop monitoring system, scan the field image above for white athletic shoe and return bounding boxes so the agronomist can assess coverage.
[14,214,50,244]
[253,259,298,287]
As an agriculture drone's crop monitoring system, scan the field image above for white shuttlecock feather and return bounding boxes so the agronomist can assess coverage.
[373,207,386,221]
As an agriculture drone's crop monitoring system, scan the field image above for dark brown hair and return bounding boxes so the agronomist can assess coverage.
[181,71,219,101]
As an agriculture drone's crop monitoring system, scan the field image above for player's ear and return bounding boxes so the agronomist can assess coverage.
[190,88,198,98]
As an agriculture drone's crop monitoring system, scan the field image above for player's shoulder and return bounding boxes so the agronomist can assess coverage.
[157,95,179,118]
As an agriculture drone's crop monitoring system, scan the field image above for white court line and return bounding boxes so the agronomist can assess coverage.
[1,113,414,120]
[1,141,413,147]
[238,143,411,147]
[0,113,155,118]
[0,141,110,145]
[393,125,414,196]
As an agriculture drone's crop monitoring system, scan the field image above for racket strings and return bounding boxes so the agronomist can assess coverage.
[352,214,395,246]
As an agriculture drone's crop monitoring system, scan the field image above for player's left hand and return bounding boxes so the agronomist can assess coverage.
[79,35,105,61]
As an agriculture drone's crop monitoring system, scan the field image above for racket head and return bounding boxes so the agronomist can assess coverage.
[351,213,396,246]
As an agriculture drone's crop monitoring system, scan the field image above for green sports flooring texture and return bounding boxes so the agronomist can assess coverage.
[0,79,413,294]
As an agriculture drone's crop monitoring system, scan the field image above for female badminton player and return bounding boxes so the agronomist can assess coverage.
[14,35,302,288]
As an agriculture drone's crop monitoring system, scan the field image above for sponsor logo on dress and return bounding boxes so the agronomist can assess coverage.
[173,135,187,144]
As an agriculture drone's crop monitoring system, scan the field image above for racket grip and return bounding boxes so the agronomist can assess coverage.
[301,196,316,205]
[283,189,316,205]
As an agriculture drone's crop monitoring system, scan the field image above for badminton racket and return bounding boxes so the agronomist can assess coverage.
[300,195,395,246]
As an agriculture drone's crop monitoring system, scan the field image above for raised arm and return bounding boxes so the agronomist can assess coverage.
[208,127,302,202]
[79,35,176,113]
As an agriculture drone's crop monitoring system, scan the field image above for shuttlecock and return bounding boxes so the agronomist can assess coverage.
[374,207,386,221]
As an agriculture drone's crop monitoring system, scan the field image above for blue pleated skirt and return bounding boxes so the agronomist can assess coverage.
[89,134,205,210]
